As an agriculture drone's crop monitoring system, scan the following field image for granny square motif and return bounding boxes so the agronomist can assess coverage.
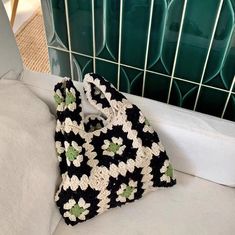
[54,73,176,225]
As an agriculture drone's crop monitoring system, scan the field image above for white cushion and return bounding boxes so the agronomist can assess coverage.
[52,171,235,235]
[22,69,235,187]
[0,78,60,235]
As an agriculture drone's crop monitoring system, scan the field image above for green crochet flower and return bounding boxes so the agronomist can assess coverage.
[66,146,79,161]
[54,93,64,106]
[102,137,126,157]
[116,180,138,202]
[107,142,121,153]
[66,91,76,105]
[70,204,86,218]
[121,186,135,198]
[166,163,173,178]
[63,198,90,221]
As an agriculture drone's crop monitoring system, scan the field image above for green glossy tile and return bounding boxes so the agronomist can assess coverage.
[41,0,235,121]
[48,48,71,78]
[95,60,118,87]
[203,73,230,90]
[160,0,185,75]
[169,80,199,110]
[203,0,234,90]
[41,0,68,48]
[196,87,228,117]
[144,72,170,102]
[68,0,93,55]
[231,0,235,10]
[119,66,143,96]
[121,0,152,68]
[229,0,235,20]
[95,0,120,61]
[224,94,235,121]
[222,28,235,91]
[72,54,93,81]
[147,0,167,70]
[174,0,221,82]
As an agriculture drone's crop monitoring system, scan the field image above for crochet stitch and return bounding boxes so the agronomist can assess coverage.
[54,73,176,225]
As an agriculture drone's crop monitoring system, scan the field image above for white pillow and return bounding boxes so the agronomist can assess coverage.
[0,79,61,235]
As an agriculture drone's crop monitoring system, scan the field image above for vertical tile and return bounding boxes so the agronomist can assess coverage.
[147,0,167,72]
[169,80,199,109]
[224,94,235,121]
[119,66,143,96]
[68,0,93,55]
[72,54,93,81]
[222,29,235,92]
[203,0,234,90]
[231,0,235,10]
[144,72,170,102]
[121,0,152,68]
[94,0,120,61]
[159,0,185,75]
[95,60,118,87]
[173,0,221,82]
[48,48,71,78]
[195,87,228,117]
[42,0,68,48]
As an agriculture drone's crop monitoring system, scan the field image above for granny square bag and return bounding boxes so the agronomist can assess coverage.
[54,73,176,226]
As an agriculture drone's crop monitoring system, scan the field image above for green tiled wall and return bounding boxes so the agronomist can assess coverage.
[41,0,235,121]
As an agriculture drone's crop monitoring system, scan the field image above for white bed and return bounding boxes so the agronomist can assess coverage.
[1,2,235,234]
[22,69,235,235]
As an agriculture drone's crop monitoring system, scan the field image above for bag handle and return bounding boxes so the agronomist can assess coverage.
[54,78,84,130]
[83,73,127,118]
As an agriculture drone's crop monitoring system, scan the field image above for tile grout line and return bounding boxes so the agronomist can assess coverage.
[167,0,188,104]
[121,63,143,72]
[193,0,224,111]
[47,46,235,94]
[64,0,74,80]
[91,0,96,73]
[73,50,94,59]
[48,45,69,53]
[141,0,155,97]
[146,70,170,77]
[46,0,56,72]
[197,83,230,93]
[117,0,123,90]
[221,75,235,118]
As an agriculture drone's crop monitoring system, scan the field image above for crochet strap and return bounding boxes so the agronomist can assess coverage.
[54,78,84,130]
[83,73,127,118]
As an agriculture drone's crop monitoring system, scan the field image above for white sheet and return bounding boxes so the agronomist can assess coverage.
[53,171,235,235]
[22,69,235,187]
[0,79,60,235]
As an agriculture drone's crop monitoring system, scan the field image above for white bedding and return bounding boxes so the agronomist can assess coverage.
[0,79,60,235]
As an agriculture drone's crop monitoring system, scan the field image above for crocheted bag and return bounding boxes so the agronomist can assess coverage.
[54,73,176,225]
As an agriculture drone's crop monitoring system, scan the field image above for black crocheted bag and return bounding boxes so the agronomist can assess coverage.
[54,73,176,225]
